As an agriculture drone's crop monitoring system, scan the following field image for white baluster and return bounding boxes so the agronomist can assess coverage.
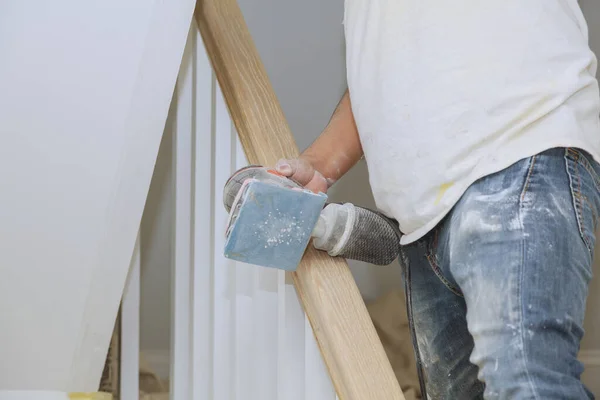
[170,26,194,400]
[213,84,235,400]
[190,20,215,400]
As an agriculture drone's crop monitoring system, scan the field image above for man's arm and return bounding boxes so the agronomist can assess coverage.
[276,89,363,192]
[303,89,363,185]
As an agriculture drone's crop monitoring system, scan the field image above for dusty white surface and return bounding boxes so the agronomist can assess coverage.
[0,0,195,391]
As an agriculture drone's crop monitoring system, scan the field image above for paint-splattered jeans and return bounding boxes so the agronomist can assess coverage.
[400,148,600,399]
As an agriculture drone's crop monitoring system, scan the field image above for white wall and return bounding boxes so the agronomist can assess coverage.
[0,0,195,391]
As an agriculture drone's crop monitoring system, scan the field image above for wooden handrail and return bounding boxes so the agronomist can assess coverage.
[195,1,405,399]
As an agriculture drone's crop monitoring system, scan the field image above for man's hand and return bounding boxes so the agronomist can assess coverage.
[275,157,331,194]
[275,89,363,194]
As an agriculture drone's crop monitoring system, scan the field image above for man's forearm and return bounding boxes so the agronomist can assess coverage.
[301,89,363,186]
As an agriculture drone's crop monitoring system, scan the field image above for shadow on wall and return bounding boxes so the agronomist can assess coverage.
[139,111,174,352]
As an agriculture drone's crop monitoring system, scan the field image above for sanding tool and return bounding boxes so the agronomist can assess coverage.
[222,166,402,271]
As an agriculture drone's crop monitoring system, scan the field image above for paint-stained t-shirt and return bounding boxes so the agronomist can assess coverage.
[343,0,600,244]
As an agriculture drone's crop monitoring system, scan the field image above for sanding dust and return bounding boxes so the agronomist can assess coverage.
[255,209,308,248]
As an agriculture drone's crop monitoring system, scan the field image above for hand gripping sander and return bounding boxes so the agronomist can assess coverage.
[222,166,402,271]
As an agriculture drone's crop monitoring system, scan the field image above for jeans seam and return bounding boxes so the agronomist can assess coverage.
[565,148,595,255]
[399,248,429,399]
[567,148,600,227]
[567,148,600,191]
[425,254,464,298]
[520,155,537,202]
[518,155,542,400]
[564,150,597,399]
[425,230,464,298]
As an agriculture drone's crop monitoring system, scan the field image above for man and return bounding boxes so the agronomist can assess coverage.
[274,1,600,398]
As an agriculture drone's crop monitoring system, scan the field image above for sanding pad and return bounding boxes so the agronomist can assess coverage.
[224,180,327,270]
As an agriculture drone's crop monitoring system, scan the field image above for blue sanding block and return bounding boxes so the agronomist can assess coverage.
[224,179,327,271]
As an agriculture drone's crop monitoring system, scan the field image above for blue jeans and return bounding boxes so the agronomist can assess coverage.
[400,148,600,399]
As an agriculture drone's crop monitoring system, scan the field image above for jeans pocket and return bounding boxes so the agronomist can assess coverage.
[565,148,600,255]
[425,230,464,297]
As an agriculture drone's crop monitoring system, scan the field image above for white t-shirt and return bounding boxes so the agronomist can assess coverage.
[343,0,600,244]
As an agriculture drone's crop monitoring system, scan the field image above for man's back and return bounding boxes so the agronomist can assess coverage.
[343,0,600,244]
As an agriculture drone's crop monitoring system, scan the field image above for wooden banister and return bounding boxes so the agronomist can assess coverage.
[195,1,405,399]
